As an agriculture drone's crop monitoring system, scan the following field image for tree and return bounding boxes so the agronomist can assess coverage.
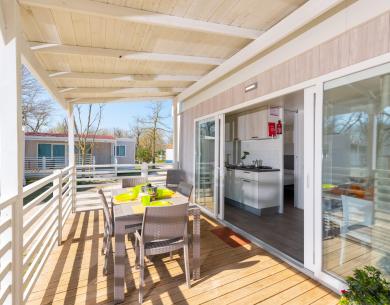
[22,66,55,132]
[113,128,130,138]
[141,102,171,163]
[74,104,104,165]
[129,117,144,163]
[49,117,68,133]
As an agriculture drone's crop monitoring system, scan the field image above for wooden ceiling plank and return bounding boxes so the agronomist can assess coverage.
[67,96,174,104]
[20,38,66,108]
[19,0,262,39]
[59,87,186,94]
[29,42,225,65]
[48,71,201,82]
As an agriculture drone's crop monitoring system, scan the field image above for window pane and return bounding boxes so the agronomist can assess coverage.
[322,68,390,280]
[53,144,65,157]
[195,119,216,214]
[38,144,51,158]
[116,145,125,157]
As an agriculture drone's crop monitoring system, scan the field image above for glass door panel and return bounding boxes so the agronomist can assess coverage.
[322,66,390,281]
[195,118,218,215]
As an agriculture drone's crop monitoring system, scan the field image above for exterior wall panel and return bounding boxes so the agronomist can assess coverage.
[180,12,390,182]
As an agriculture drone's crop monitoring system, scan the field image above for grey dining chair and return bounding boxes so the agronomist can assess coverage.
[98,189,112,275]
[135,203,191,303]
[122,176,147,188]
[177,182,193,201]
[166,169,185,191]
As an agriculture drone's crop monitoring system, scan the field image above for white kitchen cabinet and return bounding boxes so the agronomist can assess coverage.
[232,169,280,214]
[241,178,258,209]
[225,116,236,142]
[258,172,280,209]
[236,113,247,141]
[224,168,233,199]
[235,108,268,140]
[224,168,242,203]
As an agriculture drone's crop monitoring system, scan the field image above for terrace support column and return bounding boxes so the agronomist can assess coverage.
[172,98,179,168]
[0,1,24,304]
[67,102,75,166]
[67,102,76,212]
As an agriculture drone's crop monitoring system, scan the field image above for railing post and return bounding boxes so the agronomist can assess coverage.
[72,166,76,213]
[114,158,118,176]
[141,162,148,178]
[53,170,62,245]
[42,156,46,170]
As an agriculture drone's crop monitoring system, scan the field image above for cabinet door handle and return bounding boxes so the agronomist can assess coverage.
[242,179,251,183]
[251,136,259,139]
[243,171,251,174]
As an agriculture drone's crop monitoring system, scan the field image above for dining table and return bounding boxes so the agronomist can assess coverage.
[111,188,201,304]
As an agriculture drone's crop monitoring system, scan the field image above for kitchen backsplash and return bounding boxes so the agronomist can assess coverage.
[226,138,282,169]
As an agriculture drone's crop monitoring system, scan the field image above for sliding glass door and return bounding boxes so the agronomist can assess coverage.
[321,64,390,281]
[194,117,221,216]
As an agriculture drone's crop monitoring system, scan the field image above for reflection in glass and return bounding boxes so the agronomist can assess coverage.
[322,68,390,280]
[195,120,216,213]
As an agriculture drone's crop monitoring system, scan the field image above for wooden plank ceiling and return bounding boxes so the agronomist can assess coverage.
[19,0,308,104]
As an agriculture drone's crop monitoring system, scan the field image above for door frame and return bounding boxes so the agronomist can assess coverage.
[193,114,225,219]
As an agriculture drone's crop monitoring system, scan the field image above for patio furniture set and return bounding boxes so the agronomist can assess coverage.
[98,170,201,304]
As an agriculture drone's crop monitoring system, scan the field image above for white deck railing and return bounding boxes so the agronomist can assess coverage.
[0,165,76,305]
[0,162,172,304]
[25,155,94,172]
[75,163,173,211]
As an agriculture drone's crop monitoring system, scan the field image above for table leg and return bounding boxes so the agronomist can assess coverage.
[192,209,200,280]
[114,221,125,303]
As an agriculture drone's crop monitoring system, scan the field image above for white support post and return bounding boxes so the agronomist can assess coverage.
[0,1,24,304]
[67,103,76,212]
[141,162,148,178]
[53,170,63,245]
[172,98,179,168]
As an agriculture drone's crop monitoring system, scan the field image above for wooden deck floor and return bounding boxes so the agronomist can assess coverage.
[27,210,340,305]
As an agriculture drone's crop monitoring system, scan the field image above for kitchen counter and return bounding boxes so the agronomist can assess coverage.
[225,165,281,216]
[225,165,280,172]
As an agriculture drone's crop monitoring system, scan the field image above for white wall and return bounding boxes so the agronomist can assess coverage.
[241,139,282,170]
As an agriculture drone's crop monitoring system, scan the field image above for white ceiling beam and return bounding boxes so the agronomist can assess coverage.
[68,96,173,104]
[20,39,66,108]
[30,42,224,66]
[177,0,346,102]
[60,87,185,95]
[19,0,262,40]
[48,71,201,82]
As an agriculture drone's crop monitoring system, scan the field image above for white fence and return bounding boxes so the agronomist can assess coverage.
[75,163,173,211]
[0,165,76,305]
[24,155,94,178]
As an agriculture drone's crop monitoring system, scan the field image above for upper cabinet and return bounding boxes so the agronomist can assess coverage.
[230,108,269,141]
[225,116,235,142]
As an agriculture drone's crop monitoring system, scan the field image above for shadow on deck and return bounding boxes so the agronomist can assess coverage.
[27,210,339,305]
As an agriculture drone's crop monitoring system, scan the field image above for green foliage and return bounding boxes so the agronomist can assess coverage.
[136,146,153,163]
[339,266,390,305]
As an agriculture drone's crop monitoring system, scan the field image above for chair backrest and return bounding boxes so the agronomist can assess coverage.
[166,169,185,191]
[341,195,374,230]
[177,182,193,200]
[98,189,112,230]
[141,203,189,243]
[122,176,147,188]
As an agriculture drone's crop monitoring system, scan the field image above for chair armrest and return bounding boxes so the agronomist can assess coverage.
[134,230,142,243]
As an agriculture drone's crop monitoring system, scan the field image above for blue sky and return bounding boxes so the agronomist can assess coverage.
[61,100,173,132]
[44,92,173,134]
[25,67,173,134]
